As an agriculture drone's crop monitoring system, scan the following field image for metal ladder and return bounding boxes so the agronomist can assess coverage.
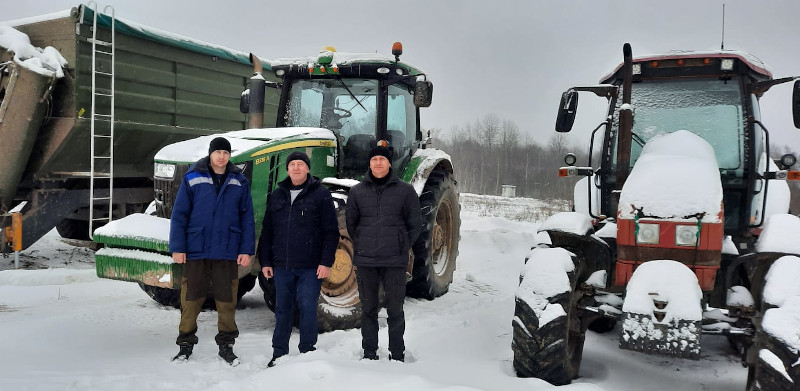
[87,3,116,239]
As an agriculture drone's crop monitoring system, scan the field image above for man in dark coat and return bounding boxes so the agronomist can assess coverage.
[346,145,421,362]
[169,136,255,365]
[259,151,339,367]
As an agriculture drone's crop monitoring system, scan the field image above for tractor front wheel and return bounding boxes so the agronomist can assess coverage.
[407,171,460,300]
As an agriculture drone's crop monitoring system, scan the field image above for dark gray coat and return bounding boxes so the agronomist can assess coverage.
[346,170,422,268]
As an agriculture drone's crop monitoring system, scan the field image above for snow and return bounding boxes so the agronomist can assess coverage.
[409,148,453,194]
[0,197,752,390]
[154,127,336,162]
[622,260,703,322]
[618,130,723,222]
[594,222,616,239]
[94,213,170,242]
[0,25,67,77]
[756,214,800,255]
[762,256,800,308]
[516,247,574,327]
[759,349,793,382]
[722,236,739,256]
[726,286,755,308]
[538,211,593,235]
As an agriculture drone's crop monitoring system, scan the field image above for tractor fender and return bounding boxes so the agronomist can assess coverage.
[402,148,454,196]
[538,212,612,284]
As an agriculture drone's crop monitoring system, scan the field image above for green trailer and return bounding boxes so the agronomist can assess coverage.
[0,4,278,251]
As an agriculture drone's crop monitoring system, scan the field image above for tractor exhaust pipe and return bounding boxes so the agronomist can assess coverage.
[247,53,266,129]
[616,43,634,187]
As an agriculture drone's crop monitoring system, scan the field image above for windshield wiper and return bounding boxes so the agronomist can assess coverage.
[336,77,368,112]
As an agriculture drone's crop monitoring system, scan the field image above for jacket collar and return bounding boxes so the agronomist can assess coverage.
[189,156,242,176]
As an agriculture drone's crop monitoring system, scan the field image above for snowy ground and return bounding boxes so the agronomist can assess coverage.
[0,195,747,391]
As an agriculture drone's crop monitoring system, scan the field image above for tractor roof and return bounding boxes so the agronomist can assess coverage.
[271,50,426,79]
[600,49,772,84]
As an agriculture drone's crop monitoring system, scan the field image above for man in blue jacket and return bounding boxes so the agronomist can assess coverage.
[259,151,339,368]
[169,137,255,366]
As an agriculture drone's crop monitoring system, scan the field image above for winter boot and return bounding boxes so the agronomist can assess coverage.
[172,344,193,362]
[389,353,404,362]
[363,350,378,360]
[218,344,240,366]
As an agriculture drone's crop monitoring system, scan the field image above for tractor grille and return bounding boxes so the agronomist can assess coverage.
[154,165,189,218]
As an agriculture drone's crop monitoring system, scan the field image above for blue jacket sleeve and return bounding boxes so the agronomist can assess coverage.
[319,190,340,268]
[169,176,192,253]
[239,179,256,256]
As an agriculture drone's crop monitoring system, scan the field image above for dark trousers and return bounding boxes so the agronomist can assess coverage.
[176,259,239,347]
[272,268,322,357]
[356,266,406,356]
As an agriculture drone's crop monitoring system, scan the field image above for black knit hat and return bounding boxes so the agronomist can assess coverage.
[368,146,392,162]
[208,137,231,155]
[286,151,310,169]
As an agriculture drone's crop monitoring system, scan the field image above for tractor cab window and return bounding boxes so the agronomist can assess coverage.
[386,83,416,170]
[285,78,378,177]
[612,78,745,177]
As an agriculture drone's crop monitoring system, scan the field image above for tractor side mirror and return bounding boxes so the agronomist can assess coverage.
[555,89,579,133]
[414,81,433,108]
[793,80,800,129]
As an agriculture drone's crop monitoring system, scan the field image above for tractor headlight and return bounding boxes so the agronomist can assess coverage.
[154,163,176,179]
[636,223,660,245]
[675,225,699,247]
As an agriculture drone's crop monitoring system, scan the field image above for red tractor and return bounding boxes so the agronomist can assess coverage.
[512,43,800,390]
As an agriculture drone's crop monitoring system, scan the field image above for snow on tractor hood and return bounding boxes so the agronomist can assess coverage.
[618,130,723,222]
[154,127,336,163]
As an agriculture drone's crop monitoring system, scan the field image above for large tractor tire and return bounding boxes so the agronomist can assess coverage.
[56,218,91,240]
[258,193,362,333]
[747,256,800,391]
[407,171,460,300]
[139,274,257,309]
[512,250,586,386]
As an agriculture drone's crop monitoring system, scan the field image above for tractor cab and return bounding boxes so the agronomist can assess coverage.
[267,43,433,179]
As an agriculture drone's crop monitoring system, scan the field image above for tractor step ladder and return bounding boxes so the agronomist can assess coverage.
[87,3,116,239]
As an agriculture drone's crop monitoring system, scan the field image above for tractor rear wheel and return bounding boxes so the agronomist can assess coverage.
[512,252,586,386]
[407,171,460,300]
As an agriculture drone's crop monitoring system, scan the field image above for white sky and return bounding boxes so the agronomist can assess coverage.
[4,0,800,150]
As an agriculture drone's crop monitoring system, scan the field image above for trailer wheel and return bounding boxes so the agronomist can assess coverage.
[512,253,585,386]
[56,218,91,240]
[747,256,800,391]
[258,194,362,332]
[139,274,257,309]
[407,171,460,300]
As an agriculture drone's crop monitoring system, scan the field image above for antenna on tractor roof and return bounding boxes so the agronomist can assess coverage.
[720,4,726,50]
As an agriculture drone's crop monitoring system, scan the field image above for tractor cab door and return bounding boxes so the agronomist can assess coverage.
[386,82,418,172]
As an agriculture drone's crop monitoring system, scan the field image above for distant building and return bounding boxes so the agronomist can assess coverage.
[502,185,516,198]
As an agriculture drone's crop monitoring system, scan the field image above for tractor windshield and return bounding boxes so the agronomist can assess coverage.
[285,78,378,137]
[613,77,745,177]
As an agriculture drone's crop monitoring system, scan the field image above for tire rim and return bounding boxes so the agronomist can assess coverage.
[320,238,359,307]
[432,196,454,276]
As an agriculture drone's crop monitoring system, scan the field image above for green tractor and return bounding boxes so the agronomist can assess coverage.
[94,43,460,332]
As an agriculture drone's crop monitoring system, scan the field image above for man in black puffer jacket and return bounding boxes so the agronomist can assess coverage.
[346,145,421,362]
[259,151,339,367]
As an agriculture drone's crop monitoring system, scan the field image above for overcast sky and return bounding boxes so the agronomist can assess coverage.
[5,0,800,151]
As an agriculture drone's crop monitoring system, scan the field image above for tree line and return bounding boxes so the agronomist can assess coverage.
[431,113,586,202]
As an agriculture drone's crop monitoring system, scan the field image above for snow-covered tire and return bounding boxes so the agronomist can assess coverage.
[747,256,800,391]
[512,251,585,385]
[139,274,257,309]
[258,194,361,333]
[407,171,460,300]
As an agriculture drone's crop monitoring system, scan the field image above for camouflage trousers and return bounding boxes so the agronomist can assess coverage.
[176,259,239,346]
